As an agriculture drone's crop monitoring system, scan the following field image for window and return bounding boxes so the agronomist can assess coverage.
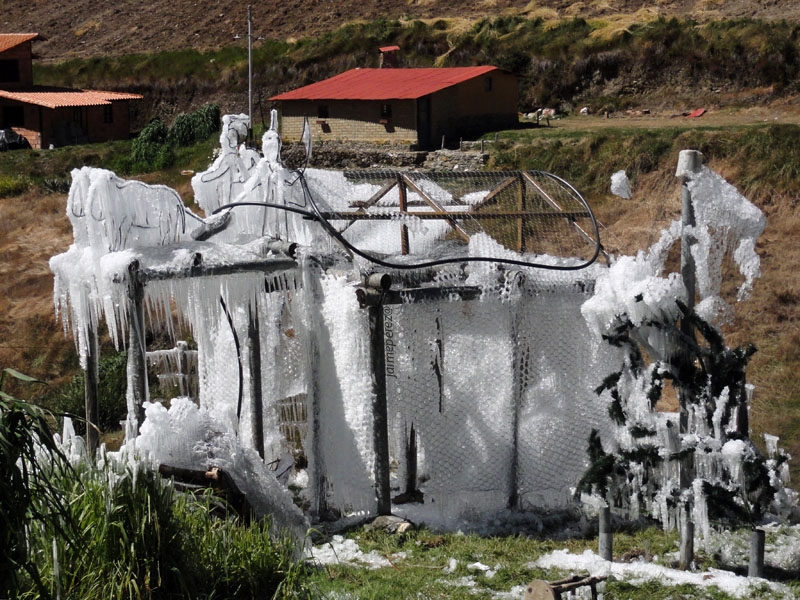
[380,103,392,119]
[317,105,329,119]
[484,76,493,92]
[0,60,20,83]
[103,104,114,124]
[2,106,24,127]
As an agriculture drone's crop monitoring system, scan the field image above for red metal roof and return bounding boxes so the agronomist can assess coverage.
[270,67,500,101]
[379,45,400,52]
[0,33,39,54]
[0,87,142,109]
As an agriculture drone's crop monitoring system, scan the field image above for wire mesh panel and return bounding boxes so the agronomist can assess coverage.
[385,276,621,521]
[302,170,602,269]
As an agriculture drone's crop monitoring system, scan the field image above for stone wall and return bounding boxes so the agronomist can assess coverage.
[281,140,488,171]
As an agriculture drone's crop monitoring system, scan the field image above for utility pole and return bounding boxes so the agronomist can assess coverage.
[248,5,253,147]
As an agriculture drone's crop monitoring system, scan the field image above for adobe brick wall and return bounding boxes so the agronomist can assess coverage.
[2,99,133,148]
[279,98,418,144]
[276,71,518,149]
[0,41,34,87]
[429,71,518,145]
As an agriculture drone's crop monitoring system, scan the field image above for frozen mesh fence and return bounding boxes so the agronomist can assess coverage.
[302,169,602,268]
[385,276,621,518]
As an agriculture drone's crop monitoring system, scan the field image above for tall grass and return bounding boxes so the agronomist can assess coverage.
[32,16,800,111]
[19,457,308,599]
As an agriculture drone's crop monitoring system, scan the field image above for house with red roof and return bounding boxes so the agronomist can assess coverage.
[0,33,142,149]
[270,57,517,149]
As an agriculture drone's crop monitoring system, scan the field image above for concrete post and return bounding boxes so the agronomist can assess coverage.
[675,149,704,433]
[749,528,765,578]
[599,506,613,561]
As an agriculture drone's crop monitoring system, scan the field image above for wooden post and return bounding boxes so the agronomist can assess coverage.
[598,506,613,561]
[508,305,524,510]
[127,260,147,433]
[397,174,410,255]
[368,303,392,516]
[84,321,99,455]
[679,509,694,570]
[247,303,265,460]
[516,174,527,253]
[676,149,703,433]
[749,528,765,578]
[405,422,417,497]
[300,262,327,519]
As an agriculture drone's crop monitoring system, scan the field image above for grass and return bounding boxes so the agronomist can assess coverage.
[16,453,309,599]
[31,16,800,112]
[304,525,797,599]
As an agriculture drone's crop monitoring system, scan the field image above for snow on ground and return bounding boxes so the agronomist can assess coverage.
[533,549,793,599]
[307,535,405,569]
[309,527,800,599]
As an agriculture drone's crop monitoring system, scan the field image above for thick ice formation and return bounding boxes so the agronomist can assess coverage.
[50,112,788,541]
[579,161,794,548]
[610,170,632,199]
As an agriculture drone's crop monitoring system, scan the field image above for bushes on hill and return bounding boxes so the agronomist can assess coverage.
[128,103,220,173]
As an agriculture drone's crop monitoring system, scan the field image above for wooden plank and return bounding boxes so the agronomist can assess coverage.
[368,304,392,515]
[84,321,99,455]
[323,210,590,220]
[127,261,147,432]
[401,174,470,242]
[469,176,517,212]
[521,171,603,254]
[398,176,410,255]
[247,304,264,460]
[517,175,526,253]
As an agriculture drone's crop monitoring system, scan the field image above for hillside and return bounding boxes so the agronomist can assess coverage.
[6,0,800,61]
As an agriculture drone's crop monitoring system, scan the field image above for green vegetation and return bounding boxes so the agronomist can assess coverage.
[33,16,800,112]
[36,351,128,437]
[1,366,307,599]
[0,367,75,597]
[128,103,221,174]
[24,461,306,599]
[304,526,796,599]
[488,123,800,203]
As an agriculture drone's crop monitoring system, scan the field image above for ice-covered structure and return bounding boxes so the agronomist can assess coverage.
[578,151,794,547]
[50,119,789,533]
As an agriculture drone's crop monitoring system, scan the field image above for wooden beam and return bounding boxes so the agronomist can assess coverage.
[521,172,607,260]
[401,174,470,242]
[84,321,99,455]
[323,210,591,220]
[469,176,517,212]
[247,303,264,460]
[398,175,410,255]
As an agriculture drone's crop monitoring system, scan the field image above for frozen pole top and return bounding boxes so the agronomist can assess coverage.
[675,149,705,182]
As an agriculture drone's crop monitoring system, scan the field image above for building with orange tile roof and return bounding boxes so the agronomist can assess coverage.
[0,33,142,148]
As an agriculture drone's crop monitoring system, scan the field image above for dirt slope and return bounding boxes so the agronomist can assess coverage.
[5,0,800,61]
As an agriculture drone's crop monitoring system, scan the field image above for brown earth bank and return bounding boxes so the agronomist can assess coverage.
[4,0,800,61]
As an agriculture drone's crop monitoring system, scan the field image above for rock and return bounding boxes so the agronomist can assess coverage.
[365,515,414,534]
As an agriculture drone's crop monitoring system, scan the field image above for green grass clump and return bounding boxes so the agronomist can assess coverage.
[35,351,128,437]
[19,456,307,599]
[0,174,31,198]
